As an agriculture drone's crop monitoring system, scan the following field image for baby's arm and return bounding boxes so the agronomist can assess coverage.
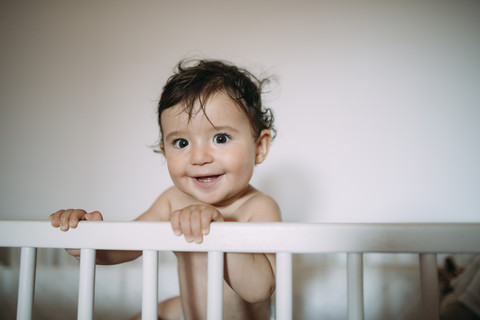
[49,209,141,264]
[48,189,175,264]
[223,195,281,303]
[168,193,281,303]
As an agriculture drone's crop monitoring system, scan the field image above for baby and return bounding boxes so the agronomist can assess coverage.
[49,59,281,320]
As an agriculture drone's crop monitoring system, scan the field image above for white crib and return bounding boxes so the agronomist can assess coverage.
[0,221,479,320]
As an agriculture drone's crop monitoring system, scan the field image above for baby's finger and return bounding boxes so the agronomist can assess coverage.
[201,210,217,236]
[59,209,74,231]
[85,211,103,221]
[189,211,204,243]
[180,212,194,243]
[68,209,87,229]
[49,210,64,227]
[58,209,85,231]
[170,210,182,236]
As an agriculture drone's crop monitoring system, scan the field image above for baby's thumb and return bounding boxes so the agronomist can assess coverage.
[85,211,103,221]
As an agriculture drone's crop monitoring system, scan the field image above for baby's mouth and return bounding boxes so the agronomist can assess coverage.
[192,174,223,188]
[196,176,219,182]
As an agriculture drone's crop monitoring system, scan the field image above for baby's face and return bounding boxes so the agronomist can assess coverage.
[160,92,265,206]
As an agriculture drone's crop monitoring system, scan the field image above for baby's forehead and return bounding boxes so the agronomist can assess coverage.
[161,94,256,134]
[167,92,246,120]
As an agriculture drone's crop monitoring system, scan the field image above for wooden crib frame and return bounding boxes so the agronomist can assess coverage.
[1,221,479,320]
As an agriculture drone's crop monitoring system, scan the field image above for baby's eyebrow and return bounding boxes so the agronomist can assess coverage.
[164,131,184,141]
[212,125,239,133]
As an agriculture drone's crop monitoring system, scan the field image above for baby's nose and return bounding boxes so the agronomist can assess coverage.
[190,145,213,165]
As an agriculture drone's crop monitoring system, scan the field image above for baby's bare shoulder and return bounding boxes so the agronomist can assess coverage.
[139,186,203,221]
[241,191,281,222]
[137,187,177,221]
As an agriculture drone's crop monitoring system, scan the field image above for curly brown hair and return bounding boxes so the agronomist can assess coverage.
[157,59,275,143]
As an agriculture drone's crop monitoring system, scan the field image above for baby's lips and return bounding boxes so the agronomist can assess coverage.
[194,174,220,182]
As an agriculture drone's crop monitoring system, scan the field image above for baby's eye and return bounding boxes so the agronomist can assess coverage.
[174,139,189,148]
[213,134,231,144]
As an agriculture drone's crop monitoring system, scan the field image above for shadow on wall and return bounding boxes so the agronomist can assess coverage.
[256,162,316,222]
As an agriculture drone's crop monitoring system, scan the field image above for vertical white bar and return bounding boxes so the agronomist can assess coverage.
[419,253,439,320]
[347,253,364,320]
[78,249,96,320]
[276,252,292,320]
[17,247,37,320]
[207,251,224,320]
[142,250,158,320]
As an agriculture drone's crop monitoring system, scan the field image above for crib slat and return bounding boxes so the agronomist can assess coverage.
[347,253,364,320]
[419,253,439,320]
[276,252,292,320]
[78,249,96,320]
[207,251,224,320]
[17,247,37,320]
[142,250,159,320]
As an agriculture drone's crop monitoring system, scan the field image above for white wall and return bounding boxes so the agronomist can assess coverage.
[1,0,479,223]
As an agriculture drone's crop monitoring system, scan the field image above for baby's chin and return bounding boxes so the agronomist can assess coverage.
[177,181,252,208]
[189,191,236,208]
[176,187,224,206]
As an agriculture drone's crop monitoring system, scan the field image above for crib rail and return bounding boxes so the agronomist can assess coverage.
[1,221,480,320]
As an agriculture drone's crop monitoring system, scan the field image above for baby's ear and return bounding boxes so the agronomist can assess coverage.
[255,129,272,164]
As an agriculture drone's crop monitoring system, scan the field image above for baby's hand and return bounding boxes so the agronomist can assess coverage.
[170,204,224,243]
[49,209,103,231]
[49,209,103,260]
